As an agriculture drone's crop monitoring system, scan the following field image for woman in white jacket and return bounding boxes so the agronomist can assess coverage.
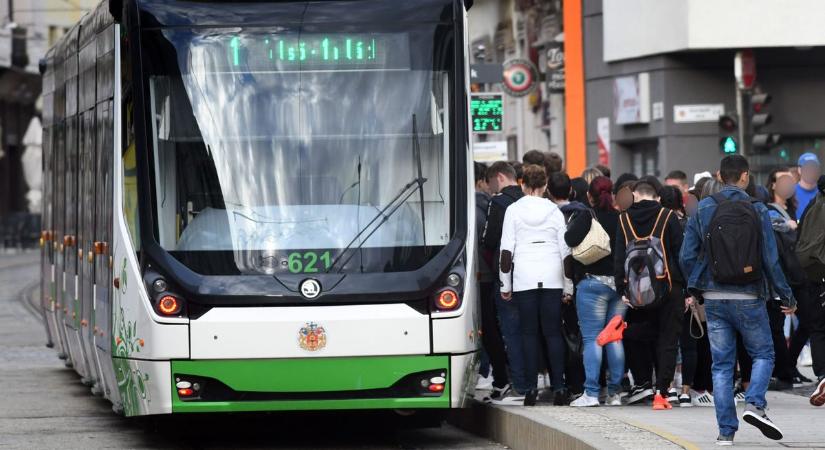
[499,164,573,406]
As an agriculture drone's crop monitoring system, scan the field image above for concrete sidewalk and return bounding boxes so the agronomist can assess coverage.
[457,387,825,450]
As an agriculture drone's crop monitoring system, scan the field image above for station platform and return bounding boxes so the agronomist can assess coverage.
[453,384,825,450]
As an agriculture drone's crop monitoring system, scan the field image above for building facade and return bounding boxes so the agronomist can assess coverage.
[582,0,825,181]
[0,0,96,216]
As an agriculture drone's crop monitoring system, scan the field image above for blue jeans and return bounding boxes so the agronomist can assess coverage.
[513,289,566,392]
[576,277,627,397]
[705,299,775,437]
[496,290,527,393]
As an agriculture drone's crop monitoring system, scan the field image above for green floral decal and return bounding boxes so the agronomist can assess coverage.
[112,257,150,416]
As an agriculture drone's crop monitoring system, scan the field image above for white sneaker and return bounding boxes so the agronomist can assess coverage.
[475,373,493,391]
[605,393,623,406]
[570,392,600,407]
[691,390,715,407]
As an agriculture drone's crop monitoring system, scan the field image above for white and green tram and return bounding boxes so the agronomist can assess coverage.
[39,0,479,416]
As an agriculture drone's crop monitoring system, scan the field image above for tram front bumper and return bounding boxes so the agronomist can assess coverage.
[170,355,451,412]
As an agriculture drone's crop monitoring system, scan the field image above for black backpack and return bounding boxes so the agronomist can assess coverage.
[705,193,763,285]
[619,209,673,309]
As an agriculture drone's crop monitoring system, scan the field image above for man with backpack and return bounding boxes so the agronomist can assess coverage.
[797,174,825,406]
[614,180,687,410]
[680,155,796,446]
[481,161,527,404]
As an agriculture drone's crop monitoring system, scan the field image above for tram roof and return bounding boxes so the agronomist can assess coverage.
[136,0,458,28]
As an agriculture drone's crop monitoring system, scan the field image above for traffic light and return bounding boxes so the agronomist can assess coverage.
[748,92,780,153]
[718,113,739,155]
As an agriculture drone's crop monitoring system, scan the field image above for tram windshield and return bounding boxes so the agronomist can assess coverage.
[143,24,455,275]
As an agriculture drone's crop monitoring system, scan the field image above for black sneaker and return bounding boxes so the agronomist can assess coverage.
[792,368,813,384]
[553,389,569,406]
[483,383,510,403]
[768,378,793,391]
[627,383,654,405]
[524,389,538,406]
[490,387,526,406]
[742,403,783,441]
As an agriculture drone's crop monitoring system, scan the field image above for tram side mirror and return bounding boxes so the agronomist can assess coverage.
[109,0,123,23]
[464,0,473,10]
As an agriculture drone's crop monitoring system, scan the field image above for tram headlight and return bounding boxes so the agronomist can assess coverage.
[433,288,461,312]
[152,278,168,293]
[446,273,462,288]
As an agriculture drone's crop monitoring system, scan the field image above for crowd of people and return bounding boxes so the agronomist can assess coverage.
[474,150,825,446]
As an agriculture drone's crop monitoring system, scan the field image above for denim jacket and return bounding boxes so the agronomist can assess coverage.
[679,186,796,305]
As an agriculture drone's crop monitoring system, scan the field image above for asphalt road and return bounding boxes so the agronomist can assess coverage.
[0,251,503,450]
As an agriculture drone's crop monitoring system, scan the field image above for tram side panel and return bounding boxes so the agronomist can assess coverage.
[110,19,189,416]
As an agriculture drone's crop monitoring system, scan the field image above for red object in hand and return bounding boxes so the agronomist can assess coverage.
[596,315,627,346]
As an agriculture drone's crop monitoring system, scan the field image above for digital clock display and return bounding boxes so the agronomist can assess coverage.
[224,33,410,71]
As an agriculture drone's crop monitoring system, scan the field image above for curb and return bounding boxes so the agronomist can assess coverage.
[450,402,693,450]
[450,404,610,450]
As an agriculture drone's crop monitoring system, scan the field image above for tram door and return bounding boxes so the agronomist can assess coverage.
[79,28,102,389]
[93,24,117,403]
[54,118,70,361]
[40,124,55,347]
[79,107,99,386]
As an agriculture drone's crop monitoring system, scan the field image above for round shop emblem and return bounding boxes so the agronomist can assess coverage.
[298,322,327,352]
[299,278,321,299]
[502,58,539,98]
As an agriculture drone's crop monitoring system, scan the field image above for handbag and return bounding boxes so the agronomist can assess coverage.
[571,210,611,265]
[689,303,706,339]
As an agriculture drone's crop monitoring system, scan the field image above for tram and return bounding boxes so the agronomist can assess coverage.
[39,0,478,416]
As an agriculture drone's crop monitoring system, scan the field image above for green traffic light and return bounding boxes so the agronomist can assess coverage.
[722,136,738,155]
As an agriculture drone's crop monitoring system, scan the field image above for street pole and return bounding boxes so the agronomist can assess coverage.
[736,87,747,156]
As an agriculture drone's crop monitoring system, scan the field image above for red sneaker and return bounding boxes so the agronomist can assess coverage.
[653,392,673,410]
[596,315,627,346]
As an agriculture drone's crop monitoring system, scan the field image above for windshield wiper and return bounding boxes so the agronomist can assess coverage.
[326,115,428,273]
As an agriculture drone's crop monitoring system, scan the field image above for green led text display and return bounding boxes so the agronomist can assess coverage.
[471,94,503,133]
[226,34,405,70]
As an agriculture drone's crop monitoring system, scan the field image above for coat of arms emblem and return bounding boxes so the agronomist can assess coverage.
[298,322,327,351]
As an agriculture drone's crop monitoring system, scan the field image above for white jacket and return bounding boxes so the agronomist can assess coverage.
[499,196,572,294]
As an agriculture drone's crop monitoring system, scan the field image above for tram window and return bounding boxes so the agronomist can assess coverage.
[143,24,455,274]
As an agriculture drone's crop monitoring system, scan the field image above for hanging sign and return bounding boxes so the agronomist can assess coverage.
[502,58,538,97]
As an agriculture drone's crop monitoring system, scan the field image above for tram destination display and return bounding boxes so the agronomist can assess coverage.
[220,33,411,70]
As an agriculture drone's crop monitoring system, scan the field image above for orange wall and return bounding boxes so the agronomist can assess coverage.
[563,0,586,177]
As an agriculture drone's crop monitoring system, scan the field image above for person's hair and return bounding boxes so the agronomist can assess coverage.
[700,179,723,199]
[819,174,825,194]
[474,162,488,184]
[660,185,685,214]
[522,164,547,190]
[522,150,545,166]
[570,177,589,203]
[510,161,524,182]
[766,166,797,215]
[595,164,612,179]
[548,172,571,200]
[638,175,663,195]
[665,170,688,183]
[745,174,757,197]
[589,176,614,211]
[543,152,563,174]
[614,173,638,194]
[581,166,604,184]
[719,155,750,185]
[632,180,659,198]
[693,176,712,196]
[485,161,516,182]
